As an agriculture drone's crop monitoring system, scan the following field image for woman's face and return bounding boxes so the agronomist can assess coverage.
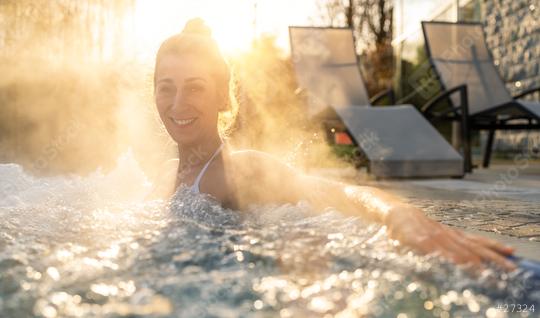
[155,53,224,146]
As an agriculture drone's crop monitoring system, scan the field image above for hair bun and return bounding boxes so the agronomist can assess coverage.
[182,18,212,37]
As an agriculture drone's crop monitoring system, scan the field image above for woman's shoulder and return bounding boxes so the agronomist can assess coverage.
[229,149,285,167]
[225,148,304,205]
[227,148,298,177]
[229,149,269,160]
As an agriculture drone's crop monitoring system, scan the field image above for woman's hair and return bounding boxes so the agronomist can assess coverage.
[154,18,238,136]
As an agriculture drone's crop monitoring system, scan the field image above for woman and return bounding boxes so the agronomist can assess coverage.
[152,18,516,272]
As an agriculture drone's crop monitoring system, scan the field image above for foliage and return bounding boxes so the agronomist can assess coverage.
[0,0,143,174]
[318,0,394,95]
[228,35,341,169]
[0,0,135,62]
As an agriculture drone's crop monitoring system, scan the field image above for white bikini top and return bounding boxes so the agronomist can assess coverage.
[190,143,224,194]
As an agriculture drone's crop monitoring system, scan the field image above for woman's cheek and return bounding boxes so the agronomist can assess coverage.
[156,97,171,113]
[155,102,171,128]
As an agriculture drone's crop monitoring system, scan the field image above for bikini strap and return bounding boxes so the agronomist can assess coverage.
[191,143,224,193]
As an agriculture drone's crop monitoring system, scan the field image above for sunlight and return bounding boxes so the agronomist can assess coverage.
[132,0,256,60]
[131,0,320,60]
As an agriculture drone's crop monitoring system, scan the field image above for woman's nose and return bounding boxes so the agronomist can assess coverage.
[171,91,189,111]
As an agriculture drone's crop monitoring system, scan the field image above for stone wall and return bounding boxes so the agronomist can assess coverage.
[482,0,539,155]
[484,0,539,95]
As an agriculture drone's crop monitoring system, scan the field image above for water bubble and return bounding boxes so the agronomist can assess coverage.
[424,300,434,310]
[46,267,60,281]
[308,296,334,313]
[41,305,57,318]
[253,299,263,310]
[406,282,418,293]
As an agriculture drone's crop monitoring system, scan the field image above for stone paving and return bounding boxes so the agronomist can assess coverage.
[315,161,540,260]
[378,180,540,241]
[371,163,540,261]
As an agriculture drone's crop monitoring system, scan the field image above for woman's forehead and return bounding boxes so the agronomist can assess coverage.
[156,54,213,83]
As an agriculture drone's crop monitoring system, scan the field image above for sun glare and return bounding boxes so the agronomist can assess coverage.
[132,0,257,60]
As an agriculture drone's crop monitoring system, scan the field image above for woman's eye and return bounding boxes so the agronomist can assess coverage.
[185,84,205,94]
[158,85,176,96]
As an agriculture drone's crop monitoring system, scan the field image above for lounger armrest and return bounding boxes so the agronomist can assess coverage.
[370,88,396,105]
[421,84,469,120]
[513,86,540,99]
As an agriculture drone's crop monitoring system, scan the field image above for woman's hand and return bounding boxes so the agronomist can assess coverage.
[384,205,517,271]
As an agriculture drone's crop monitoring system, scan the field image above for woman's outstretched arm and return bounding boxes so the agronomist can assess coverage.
[234,150,516,271]
[296,174,516,271]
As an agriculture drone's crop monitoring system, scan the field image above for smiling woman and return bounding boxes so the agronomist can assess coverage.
[148,18,520,277]
[1,2,539,317]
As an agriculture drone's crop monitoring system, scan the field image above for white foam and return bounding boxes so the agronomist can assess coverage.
[0,149,153,209]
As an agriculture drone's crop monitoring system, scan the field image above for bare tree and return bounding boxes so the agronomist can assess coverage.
[0,0,137,173]
[318,0,394,94]
[0,0,135,62]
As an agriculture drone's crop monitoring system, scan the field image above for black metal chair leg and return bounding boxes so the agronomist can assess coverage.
[462,125,472,172]
[483,129,495,168]
[456,85,472,173]
[322,122,334,144]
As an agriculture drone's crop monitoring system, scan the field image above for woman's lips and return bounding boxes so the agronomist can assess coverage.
[170,117,197,127]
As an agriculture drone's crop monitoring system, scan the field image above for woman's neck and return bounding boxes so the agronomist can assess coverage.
[177,134,223,175]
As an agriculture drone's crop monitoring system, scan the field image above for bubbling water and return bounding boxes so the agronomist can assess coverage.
[0,152,538,317]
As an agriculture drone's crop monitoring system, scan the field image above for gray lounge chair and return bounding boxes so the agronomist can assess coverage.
[422,21,540,168]
[289,26,464,178]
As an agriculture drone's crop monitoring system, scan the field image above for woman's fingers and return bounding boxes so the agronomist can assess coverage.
[465,240,517,271]
[432,227,484,266]
[448,229,517,271]
[390,212,517,272]
[407,224,483,265]
[463,232,515,255]
[421,225,516,271]
[443,236,483,265]
[442,226,516,266]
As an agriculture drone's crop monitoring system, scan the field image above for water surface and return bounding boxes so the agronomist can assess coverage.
[1,155,538,317]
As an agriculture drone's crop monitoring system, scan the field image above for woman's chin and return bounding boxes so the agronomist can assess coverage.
[172,133,200,147]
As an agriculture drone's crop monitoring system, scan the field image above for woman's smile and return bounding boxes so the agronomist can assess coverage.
[171,117,198,127]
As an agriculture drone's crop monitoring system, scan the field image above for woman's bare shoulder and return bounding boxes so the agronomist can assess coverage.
[227,149,300,181]
[229,149,268,160]
[227,149,304,204]
[229,149,293,169]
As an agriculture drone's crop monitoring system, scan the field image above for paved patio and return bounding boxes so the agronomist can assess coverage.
[315,161,540,261]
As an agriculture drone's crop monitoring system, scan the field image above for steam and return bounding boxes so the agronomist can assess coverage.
[0,2,355,187]
[227,35,352,173]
